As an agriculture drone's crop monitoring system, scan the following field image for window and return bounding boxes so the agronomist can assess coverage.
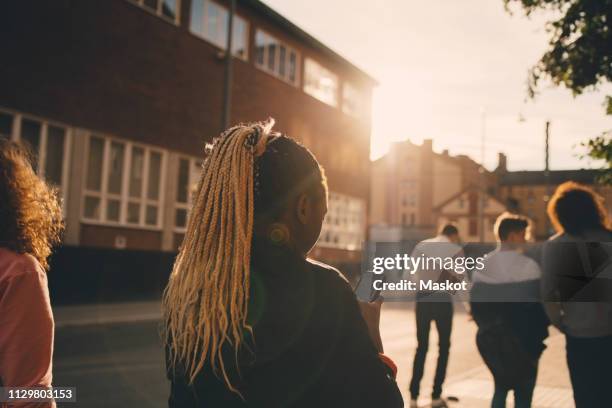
[129,0,180,23]
[190,0,249,59]
[304,58,338,107]
[342,82,366,117]
[1,108,71,202]
[83,134,165,228]
[0,111,13,138]
[408,194,417,206]
[255,29,299,85]
[318,192,365,251]
[175,157,202,231]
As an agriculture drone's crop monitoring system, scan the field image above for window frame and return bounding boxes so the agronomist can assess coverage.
[317,192,366,251]
[342,81,365,118]
[303,57,339,107]
[128,0,182,25]
[174,155,202,233]
[1,107,72,213]
[254,28,300,87]
[189,0,249,61]
[81,133,167,230]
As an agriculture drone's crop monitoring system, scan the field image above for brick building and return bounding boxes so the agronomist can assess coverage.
[495,153,612,240]
[0,0,376,302]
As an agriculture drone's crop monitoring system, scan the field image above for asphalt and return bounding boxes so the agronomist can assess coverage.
[51,301,574,408]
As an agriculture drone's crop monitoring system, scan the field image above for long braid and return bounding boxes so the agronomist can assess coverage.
[163,120,275,393]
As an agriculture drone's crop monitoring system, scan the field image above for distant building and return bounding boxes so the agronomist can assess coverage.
[370,139,492,241]
[0,0,376,300]
[433,185,506,242]
[495,153,612,240]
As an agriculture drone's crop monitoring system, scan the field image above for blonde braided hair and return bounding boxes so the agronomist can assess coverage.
[163,120,275,393]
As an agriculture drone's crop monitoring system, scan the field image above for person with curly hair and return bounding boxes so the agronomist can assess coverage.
[542,181,612,408]
[0,137,63,408]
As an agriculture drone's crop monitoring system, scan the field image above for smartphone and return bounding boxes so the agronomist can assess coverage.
[354,271,385,302]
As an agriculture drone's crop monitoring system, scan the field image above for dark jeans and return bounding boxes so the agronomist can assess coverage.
[491,363,538,408]
[566,334,612,408]
[409,300,453,399]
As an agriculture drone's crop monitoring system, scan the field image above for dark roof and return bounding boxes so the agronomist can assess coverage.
[242,0,378,86]
[499,169,606,186]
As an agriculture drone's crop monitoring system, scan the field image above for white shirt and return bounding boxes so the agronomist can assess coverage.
[473,249,541,284]
[409,235,464,278]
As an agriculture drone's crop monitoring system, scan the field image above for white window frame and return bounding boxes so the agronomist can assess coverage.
[81,133,167,230]
[303,57,339,107]
[254,28,300,86]
[189,0,249,61]
[318,192,365,251]
[1,107,72,213]
[128,0,181,25]
[174,155,202,233]
[342,82,365,118]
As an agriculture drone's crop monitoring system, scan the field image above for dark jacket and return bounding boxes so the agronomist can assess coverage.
[167,241,403,408]
[471,280,549,386]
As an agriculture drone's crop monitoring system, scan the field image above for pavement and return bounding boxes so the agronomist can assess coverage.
[52,301,574,408]
[379,303,573,408]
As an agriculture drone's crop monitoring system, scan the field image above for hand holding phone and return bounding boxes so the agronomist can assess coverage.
[354,271,385,302]
[355,271,386,352]
[358,297,384,353]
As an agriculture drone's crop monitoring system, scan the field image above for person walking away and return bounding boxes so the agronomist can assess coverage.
[409,224,463,408]
[0,138,63,408]
[470,213,549,408]
[541,181,612,408]
[163,121,403,408]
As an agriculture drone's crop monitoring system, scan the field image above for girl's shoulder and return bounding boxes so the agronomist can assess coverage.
[305,257,351,288]
[0,247,44,280]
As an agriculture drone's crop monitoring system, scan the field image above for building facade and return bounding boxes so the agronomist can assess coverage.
[370,139,487,241]
[433,185,507,243]
[495,153,612,240]
[0,0,376,301]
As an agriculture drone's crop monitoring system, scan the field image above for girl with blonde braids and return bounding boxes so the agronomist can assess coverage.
[163,120,402,408]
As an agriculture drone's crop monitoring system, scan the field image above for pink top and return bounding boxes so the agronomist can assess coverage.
[0,248,55,408]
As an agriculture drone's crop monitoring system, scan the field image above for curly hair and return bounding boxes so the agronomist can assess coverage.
[547,181,611,235]
[0,137,63,270]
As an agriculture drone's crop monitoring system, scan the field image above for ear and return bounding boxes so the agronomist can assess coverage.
[296,193,310,225]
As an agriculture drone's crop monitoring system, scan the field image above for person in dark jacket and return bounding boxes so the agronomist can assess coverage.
[162,121,403,408]
[541,182,612,408]
[470,213,549,408]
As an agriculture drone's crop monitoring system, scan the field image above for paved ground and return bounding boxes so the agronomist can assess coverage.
[381,303,573,408]
[52,301,574,407]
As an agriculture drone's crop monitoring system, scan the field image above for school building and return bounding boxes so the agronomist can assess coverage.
[0,0,376,303]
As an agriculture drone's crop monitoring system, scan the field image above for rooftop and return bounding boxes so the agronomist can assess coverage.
[499,169,606,186]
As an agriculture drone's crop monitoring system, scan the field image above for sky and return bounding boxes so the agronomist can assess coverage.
[262,0,611,171]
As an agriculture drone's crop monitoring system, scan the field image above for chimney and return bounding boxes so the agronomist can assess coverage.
[496,152,507,173]
[422,139,433,151]
[442,149,449,156]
